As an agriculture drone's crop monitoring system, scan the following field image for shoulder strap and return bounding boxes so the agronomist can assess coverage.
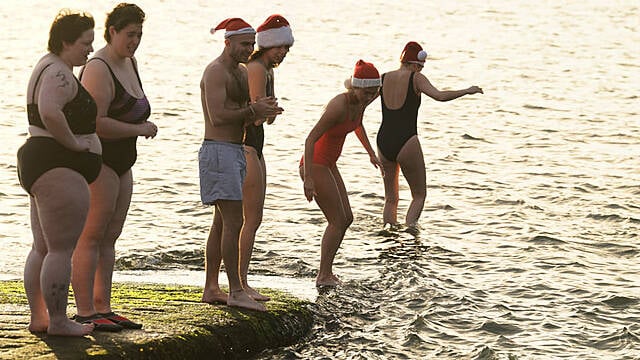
[130,58,144,90]
[80,57,122,90]
[30,63,54,103]
[408,72,419,97]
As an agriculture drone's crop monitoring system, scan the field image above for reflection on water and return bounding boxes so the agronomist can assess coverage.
[1,0,639,358]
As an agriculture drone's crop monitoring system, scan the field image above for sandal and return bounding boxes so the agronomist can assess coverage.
[99,311,143,329]
[72,313,123,332]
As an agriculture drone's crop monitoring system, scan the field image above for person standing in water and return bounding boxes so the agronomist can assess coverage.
[376,41,483,231]
[199,18,282,310]
[301,60,383,286]
[241,14,294,301]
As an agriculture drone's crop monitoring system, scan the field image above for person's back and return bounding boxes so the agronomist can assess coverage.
[378,70,421,163]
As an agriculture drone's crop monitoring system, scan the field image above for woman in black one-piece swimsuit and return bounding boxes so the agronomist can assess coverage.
[377,41,483,231]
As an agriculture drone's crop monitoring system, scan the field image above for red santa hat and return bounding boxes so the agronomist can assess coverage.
[256,14,294,49]
[210,18,255,38]
[400,41,428,65]
[350,60,381,88]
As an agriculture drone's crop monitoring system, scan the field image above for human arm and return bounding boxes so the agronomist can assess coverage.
[247,61,274,126]
[81,58,157,140]
[37,65,92,152]
[302,94,347,201]
[414,72,483,102]
[203,64,281,128]
[354,124,383,176]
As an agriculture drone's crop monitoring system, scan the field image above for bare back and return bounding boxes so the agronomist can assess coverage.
[381,69,415,110]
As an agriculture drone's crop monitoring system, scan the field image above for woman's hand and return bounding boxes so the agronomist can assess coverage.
[303,177,316,202]
[140,121,158,139]
[370,155,384,177]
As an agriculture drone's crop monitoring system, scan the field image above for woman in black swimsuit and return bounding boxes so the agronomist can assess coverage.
[17,10,99,337]
[71,4,156,331]
[240,15,293,300]
[377,41,483,231]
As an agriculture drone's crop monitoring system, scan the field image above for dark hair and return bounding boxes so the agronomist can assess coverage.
[47,9,95,55]
[249,47,286,68]
[104,3,145,43]
[248,48,267,62]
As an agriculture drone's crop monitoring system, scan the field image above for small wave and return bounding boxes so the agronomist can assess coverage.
[529,235,566,245]
[462,134,489,142]
[588,213,640,224]
[591,327,640,351]
[602,295,639,309]
[480,320,523,335]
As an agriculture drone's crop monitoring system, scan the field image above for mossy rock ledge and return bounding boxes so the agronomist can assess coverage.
[0,280,313,359]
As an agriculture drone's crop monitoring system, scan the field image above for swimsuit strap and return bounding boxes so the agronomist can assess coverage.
[30,63,55,104]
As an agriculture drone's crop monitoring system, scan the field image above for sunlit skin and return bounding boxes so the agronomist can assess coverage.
[200,30,283,311]
[24,26,98,337]
[378,59,482,229]
[238,43,291,302]
[72,12,157,328]
[302,82,383,286]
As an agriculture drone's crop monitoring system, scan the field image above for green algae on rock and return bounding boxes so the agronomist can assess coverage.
[0,280,313,359]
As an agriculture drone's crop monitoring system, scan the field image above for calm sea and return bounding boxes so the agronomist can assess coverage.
[1,1,638,359]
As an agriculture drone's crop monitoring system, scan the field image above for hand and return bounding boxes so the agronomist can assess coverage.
[370,155,384,177]
[303,178,316,202]
[468,86,483,95]
[140,121,158,139]
[252,96,284,120]
[75,138,92,152]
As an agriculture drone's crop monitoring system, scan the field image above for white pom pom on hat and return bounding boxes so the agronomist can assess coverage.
[400,41,428,65]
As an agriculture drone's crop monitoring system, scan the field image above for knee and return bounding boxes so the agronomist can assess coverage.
[413,190,426,201]
[345,214,354,228]
[331,214,353,230]
[242,214,263,234]
[385,193,399,205]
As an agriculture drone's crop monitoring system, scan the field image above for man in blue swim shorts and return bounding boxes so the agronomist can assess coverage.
[198,17,282,312]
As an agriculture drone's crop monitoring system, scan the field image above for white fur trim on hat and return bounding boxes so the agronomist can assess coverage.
[223,27,256,38]
[257,26,294,48]
[351,77,381,88]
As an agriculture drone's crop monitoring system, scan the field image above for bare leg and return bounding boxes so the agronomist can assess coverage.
[217,200,265,311]
[378,148,400,226]
[31,169,94,336]
[24,197,49,333]
[311,164,352,286]
[93,168,132,313]
[397,136,426,226]
[239,147,269,301]
[202,208,228,304]
[72,165,120,317]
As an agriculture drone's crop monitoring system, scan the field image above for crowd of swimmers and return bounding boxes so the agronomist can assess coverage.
[15,3,482,336]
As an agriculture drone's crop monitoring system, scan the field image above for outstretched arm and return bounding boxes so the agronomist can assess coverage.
[414,72,483,102]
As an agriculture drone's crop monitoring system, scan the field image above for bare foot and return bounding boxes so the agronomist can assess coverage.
[202,288,228,305]
[227,289,267,312]
[28,309,49,333]
[47,318,94,337]
[244,286,270,301]
[316,274,342,287]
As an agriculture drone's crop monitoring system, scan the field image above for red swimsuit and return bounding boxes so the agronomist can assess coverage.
[304,95,363,166]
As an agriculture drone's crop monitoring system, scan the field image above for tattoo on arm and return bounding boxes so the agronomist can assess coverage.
[55,71,70,88]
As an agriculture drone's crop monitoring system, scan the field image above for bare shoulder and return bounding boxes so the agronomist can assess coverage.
[323,92,349,119]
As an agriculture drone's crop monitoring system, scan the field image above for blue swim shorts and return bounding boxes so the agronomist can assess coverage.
[198,140,246,205]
